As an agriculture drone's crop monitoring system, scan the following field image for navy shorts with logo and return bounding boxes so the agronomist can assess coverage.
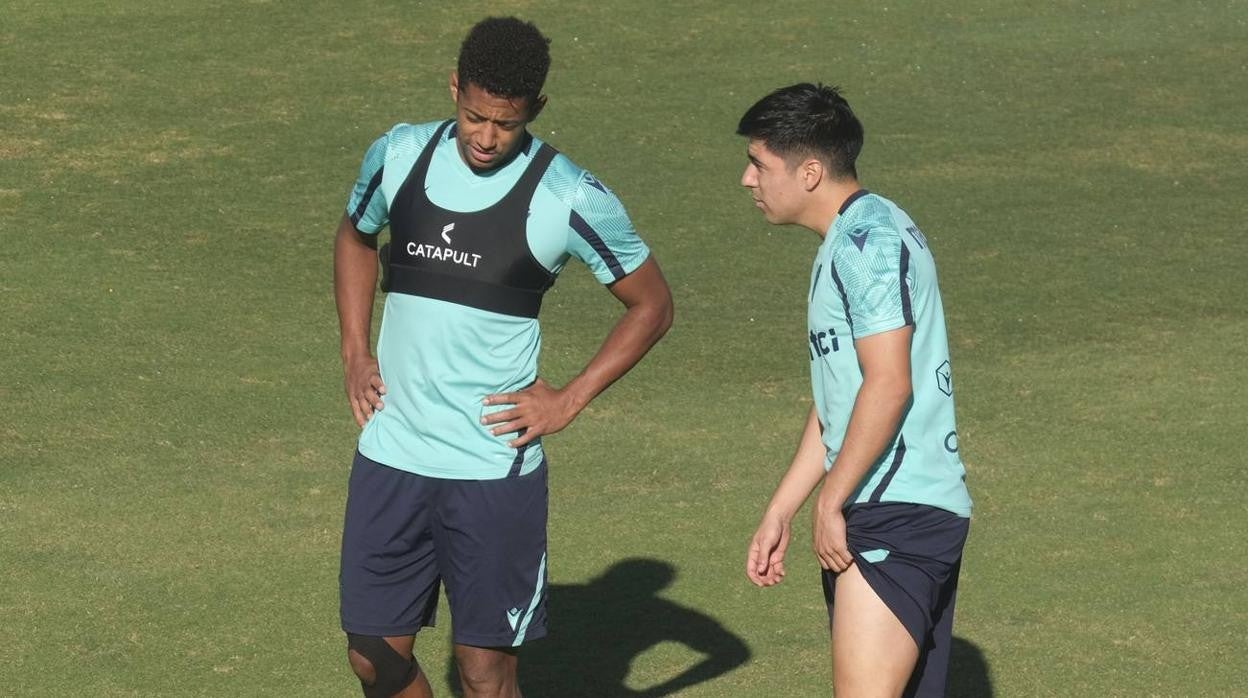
[822,502,970,698]
[339,451,549,648]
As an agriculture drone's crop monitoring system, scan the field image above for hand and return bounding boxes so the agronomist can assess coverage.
[746,515,790,587]
[812,486,853,572]
[343,354,385,428]
[481,378,579,448]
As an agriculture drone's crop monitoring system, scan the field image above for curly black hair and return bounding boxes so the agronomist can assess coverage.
[737,83,864,179]
[457,17,551,105]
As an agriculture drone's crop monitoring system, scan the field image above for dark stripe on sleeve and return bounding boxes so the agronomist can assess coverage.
[868,435,906,503]
[899,242,914,326]
[569,210,625,281]
[349,166,385,227]
[828,260,854,336]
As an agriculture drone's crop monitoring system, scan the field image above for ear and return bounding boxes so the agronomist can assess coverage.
[800,158,824,192]
[449,71,460,103]
[527,94,548,122]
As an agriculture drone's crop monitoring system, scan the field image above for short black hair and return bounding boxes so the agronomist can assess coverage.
[457,17,551,106]
[736,83,864,179]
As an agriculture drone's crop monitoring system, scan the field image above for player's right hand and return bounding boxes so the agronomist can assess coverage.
[746,515,790,587]
[343,354,386,428]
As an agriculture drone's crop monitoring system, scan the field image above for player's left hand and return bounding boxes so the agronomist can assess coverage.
[481,378,579,448]
[812,485,854,573]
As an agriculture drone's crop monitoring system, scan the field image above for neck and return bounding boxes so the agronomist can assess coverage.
[802,179,864,238]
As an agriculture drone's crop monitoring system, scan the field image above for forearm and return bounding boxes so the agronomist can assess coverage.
[820,373,911,507]
[333,215,379,361]
[763,406,829,522]
[561,271,672,411]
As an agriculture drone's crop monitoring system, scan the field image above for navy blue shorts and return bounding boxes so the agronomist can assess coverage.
[339,451,548,648]
[822,503,969,698]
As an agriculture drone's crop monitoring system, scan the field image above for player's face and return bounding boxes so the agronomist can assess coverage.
[450,73,545,172]
[741,140,805,225]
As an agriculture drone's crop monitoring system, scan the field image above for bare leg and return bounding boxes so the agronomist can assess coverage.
[347,635,433,698]
[454,644,521,698]
[830,565,919,698]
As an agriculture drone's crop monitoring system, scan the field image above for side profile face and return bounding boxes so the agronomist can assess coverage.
[450,72,544,172]
[741,139,807,226]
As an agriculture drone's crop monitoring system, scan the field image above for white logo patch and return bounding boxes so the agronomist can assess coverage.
[441,222,455,245]
[506,607,523,631]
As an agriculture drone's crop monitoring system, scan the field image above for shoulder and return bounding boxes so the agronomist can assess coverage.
[832,194,905,253]
[536,146,625,213]
[374,120,448,161]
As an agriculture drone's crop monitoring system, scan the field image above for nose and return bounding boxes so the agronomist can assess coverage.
[741,163,757,188]
[477,124,498,151]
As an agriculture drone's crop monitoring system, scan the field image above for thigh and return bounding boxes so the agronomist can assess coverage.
[831,563,919,698]
[340,451,442,636]
[436,461,549,648]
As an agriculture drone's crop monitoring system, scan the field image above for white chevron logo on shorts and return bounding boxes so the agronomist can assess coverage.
[506,607,523,631]
[441,222,455,245]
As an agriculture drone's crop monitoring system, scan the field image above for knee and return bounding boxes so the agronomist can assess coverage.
[346,634,421,698]
[454,646,515,695]
[346,647,376,684]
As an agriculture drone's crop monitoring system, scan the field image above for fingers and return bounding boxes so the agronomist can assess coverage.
[746,545,763,585]
[481,408,519,427]
[507,428,538,448]
[746,535,786,587]
[482,390,519,407]
[345,370,385,428]
[814,542,855,573]
[369,374,387,398]
[834,547,854,572]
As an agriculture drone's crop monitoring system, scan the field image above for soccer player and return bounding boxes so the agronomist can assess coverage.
[333,18,672,698]
[739,84,972,697]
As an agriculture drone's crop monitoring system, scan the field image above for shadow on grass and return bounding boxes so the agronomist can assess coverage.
[948,636,994,697]
[448,558,750,697]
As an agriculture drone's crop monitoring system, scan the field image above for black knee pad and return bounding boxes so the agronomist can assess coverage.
[346,633,421,698]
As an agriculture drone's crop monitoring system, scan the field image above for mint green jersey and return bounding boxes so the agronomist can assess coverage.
[808,191,971,517]
[345,121,650,479]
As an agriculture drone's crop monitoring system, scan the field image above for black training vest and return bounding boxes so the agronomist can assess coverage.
[385,120,558,318]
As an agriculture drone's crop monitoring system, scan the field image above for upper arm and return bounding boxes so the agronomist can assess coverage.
[564,173,651,284]
[335,213,377,251]
[834,227,915,339]
[345,133,390,234]
[854,326,913,387]
[605,256,671,313]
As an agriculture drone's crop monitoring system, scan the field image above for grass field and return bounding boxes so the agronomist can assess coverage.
[3,1,1246,695]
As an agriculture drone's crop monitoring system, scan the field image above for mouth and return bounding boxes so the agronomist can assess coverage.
[469,145,496,164]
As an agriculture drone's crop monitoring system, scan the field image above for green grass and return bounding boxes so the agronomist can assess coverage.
[3,1,1246,695]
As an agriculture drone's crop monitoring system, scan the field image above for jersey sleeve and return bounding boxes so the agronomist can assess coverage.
[345,132,389,234]
[564,172,650,284]
[833,226,916,339]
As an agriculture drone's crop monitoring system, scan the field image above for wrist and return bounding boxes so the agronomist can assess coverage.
[341,346,373,364]
[816,478,849,510]
[559,376,596,414]
[763,504,795,525]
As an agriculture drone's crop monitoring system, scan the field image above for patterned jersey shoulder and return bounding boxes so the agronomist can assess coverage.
[380,120,445,162]
[829,194,912,338]
[833,194,901,245]
[536,148,648,284]
[347,120,446,233]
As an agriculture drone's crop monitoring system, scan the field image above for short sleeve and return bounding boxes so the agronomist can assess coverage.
[345,133,389,234]
[833,227,915,339]
[565,173,650,284]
